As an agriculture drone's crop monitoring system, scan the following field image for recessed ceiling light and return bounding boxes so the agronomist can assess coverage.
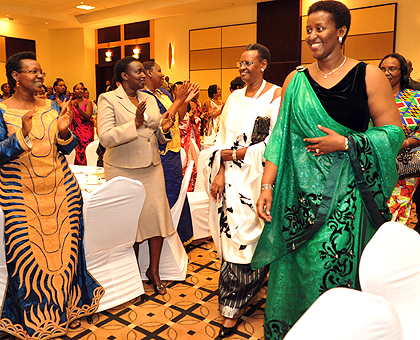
[76,4,95,10]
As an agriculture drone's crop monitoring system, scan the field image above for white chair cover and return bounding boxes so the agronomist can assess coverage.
[0,208,7,305]
[284,288,403,340]
[187,149,211,239]
[190,138,200,170]
[138,161,193,281]
[83,176,145,312]
[65,149,75,165]
[360,221,420,340]
[180,147,187,168]
[85,139,100,167]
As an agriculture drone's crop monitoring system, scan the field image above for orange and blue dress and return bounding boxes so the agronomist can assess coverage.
[0,100,103,339]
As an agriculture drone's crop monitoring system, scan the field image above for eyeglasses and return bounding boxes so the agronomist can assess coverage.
[236,61,254,68]
[380,67,400,74]
[19,70,46,77]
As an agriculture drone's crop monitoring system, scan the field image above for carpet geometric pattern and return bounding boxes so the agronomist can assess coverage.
[1,239,267,340]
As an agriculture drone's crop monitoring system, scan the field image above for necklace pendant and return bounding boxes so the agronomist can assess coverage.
[324,75,327,79]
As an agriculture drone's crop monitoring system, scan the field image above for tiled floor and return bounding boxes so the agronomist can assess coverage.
[0,239,266,340]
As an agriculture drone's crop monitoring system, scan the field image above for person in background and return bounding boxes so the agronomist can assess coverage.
[205,43,282,338]
[0,83,11,102]
[48,78,70,105]
[70,82,94,165]
[46,85,53,97]
[178,83,202,191]
[141,61,199,247]
[379,53,420,226]
[0,51,103,339]
[35,84,48,99]
[203,84,223,143]
[253,1,404,338]
[84,87,98,119]
[406,59,420,91]
[105,79,111,92]
[230,76,245,92]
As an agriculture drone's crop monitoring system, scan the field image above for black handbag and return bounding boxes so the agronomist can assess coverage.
[250,116,270,145]
[396,148,420,179]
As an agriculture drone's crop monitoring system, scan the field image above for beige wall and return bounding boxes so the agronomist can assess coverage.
[301,0,420,81]
[48,28,96,97]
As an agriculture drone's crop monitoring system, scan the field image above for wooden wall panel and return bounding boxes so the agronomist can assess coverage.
[190,49,221,71]
[221,24,257,48]
[222,46,246,69]
[345,32,394,61]
[190,69,221,89]
[190,28,221,50]
[0,37,6,63]
[350,4,396,35]
[222,68,241,100]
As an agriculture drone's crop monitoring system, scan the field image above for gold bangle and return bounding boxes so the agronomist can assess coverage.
[344,137,348,151]
[405,139,410,148]
[261,184,273,191]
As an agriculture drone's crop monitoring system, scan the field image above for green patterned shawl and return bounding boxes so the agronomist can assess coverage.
[251,68,404,269]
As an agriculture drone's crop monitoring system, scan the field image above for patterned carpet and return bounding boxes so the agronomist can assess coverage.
[0,239,266,340]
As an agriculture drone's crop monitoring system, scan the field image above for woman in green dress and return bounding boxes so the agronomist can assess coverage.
[251,1,404,339]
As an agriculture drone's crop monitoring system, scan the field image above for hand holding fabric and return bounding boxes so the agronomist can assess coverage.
[304,124,347,156]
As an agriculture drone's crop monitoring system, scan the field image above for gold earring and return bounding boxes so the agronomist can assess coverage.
[16,81,20,88]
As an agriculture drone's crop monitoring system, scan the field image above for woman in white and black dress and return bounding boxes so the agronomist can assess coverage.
[204,43,282,338]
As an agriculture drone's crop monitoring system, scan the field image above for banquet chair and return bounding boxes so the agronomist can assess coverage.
[85,139,100,166]
[0,208,7,305]
[359,221,420,340]
[65,149,75,165]
[180,147,187,168]
[83,176,145,312]
[187,149,211,239]
[138,161,194,281]
[190,138,200,168]
[284,288,403,340]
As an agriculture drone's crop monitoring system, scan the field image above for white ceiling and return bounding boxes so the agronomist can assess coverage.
[0,0,262,29]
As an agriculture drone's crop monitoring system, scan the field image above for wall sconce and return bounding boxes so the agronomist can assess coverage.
[132,46,141,59]
[168,43,174,70]
[105,50,112,62]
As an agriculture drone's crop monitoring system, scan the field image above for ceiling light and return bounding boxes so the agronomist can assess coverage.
[76,4,95,10]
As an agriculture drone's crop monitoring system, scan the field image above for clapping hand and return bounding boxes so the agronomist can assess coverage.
[57,98,73,139]
[21,107,38,137]
[135,99,147,128]
[185,82,200,102]
[161,111,175,132]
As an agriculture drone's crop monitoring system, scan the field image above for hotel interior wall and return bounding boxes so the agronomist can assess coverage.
[0,0,419,98]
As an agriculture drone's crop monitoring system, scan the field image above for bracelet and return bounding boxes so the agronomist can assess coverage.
[232,149,237,162]
[344,137,348,151]
[405,139,410,148]
[261,184,273,191]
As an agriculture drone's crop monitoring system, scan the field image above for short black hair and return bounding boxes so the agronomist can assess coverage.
[379,53,409,90]
[245,43,271,67]
[208,84,218,98]
[143,61,157,73]
[230,77,245,91]
[308,0,351,45]
[114,56,139,83]
[6,51,37,88]
[1,83,8,92]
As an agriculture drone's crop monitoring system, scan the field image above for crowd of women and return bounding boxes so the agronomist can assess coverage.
[1,0,420,339]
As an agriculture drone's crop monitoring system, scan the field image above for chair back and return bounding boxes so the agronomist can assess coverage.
[86,139,100,167]
[359,221,420,340]
[284,288,403,340]
[65,149,75,165]
[194,148,211,192]
[171,160,194,229]
[180,147,187,168]
[83,176,145,312]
